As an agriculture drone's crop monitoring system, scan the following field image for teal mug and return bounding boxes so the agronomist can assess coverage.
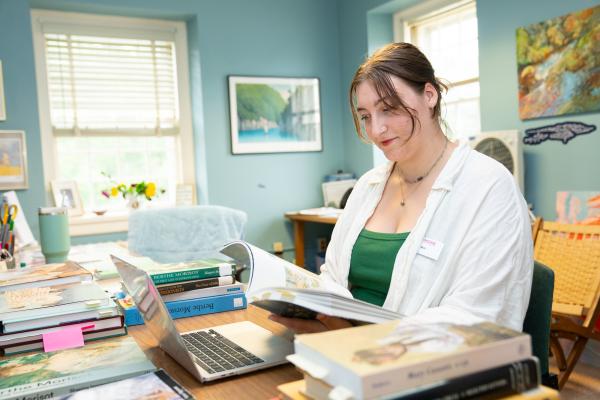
[38,207,70,263]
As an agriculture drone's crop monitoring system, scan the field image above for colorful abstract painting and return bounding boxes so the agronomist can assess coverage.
[517,5,600,119]
[556,191,600,225]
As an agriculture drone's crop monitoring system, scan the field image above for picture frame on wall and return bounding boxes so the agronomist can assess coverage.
[0,60,5,121]
[0,130,28,190]
[228,76,322,154]
[51,180,84,216]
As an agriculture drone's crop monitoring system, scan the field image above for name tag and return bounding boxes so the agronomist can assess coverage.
[417,237,444,260]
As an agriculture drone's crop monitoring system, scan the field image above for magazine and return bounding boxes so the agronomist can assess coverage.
[220,241,403,324]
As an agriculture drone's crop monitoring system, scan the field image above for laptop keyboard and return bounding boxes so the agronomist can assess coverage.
[181,329,264,374]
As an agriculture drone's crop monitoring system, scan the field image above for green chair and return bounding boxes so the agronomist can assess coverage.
[522,261,558,389]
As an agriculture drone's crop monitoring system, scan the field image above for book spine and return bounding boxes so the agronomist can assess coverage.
[390,358,539,400]
[161,283,244,302]
[122,292,247,326]
[361,335,533,399]
[150,264,234,285]
[157,276,234,295]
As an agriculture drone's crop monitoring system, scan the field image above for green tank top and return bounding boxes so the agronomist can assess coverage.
[349,229,410,306]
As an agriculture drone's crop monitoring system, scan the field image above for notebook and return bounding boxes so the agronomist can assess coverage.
[112,255,293,382]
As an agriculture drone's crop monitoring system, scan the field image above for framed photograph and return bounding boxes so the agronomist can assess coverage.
[0,60,5,121]
[51,180,84,216]
[228,76,322,154]
[0,130,28,190]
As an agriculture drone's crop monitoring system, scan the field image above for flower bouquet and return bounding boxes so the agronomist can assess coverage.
[101,173,165,209]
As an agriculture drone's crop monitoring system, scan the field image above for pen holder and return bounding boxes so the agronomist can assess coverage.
[39,207,70,263]
[0,249,15,270]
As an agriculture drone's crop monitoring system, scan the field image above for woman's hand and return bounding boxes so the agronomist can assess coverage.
[268,313,353,334]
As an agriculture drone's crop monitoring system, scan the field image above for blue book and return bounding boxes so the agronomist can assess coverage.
[117,292,247,326]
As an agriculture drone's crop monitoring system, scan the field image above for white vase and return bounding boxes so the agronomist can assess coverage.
[127,196,140,210]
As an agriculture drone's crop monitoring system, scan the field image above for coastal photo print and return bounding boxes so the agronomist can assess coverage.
[228,76,322,154]
[516,5,600,119]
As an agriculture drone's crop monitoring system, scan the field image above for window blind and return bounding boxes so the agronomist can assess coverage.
[45,33,179,136]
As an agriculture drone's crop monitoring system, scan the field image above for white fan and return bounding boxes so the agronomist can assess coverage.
[468,130,524,193]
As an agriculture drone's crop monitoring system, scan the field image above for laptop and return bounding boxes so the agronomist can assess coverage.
[112,255,294,382]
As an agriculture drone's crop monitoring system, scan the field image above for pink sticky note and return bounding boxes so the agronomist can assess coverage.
[42,326,85,352]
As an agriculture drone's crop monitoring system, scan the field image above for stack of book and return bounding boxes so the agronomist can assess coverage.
[285,320,560,400]
[0,262,124,356]
[116,258,246,326]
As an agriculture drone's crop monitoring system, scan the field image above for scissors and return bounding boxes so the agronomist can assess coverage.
[1,204,18,225]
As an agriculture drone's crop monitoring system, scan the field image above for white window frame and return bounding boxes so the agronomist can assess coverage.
[393,0,480,139]
[31,10,196,236]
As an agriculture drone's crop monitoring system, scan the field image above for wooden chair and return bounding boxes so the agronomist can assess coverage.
[532,218,600,389]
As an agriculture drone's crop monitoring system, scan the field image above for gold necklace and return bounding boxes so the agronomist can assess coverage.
[397,137,449,185]
[397,137,448,207]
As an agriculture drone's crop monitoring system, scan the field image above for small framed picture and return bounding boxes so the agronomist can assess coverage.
[176,183,196,206]
[0,130,28,190]
[228,76,322,154]
[51,180,84,216]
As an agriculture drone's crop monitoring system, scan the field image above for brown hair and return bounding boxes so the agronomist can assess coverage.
[349,42,447,142]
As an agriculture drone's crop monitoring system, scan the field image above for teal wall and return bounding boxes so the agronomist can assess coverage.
[477,0,600,219]
[0,0,346,257]
[1,0,598,260]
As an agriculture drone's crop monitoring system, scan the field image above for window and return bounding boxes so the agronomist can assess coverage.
[31,10,195,234]
[394,0,480,139]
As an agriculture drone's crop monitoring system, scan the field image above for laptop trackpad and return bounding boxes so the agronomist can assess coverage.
[212,321,293,363]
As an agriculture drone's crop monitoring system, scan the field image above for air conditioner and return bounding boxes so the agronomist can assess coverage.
[468,130,524,193]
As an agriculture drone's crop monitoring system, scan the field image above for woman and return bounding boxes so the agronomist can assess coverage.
[270,42,533,333]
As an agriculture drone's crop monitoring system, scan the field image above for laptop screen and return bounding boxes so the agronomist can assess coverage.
[112,255,199,374]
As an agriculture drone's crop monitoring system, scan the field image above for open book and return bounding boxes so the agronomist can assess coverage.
[220,241,402,324]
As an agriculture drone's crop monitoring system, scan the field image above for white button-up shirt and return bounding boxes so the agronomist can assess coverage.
[320,141,533,331]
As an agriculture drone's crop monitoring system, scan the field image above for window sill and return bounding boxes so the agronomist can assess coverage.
[69,211,129,237]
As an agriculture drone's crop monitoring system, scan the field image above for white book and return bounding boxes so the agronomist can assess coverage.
[288,320,532,400]
[220,241,403,324]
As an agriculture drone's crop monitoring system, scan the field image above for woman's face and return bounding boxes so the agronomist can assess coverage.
[355,75,437,162]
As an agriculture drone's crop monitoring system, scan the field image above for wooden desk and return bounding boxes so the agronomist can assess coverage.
[128,305,301,400]
[284,212,338,267]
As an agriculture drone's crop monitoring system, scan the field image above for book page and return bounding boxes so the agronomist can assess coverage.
[220,241,351,297]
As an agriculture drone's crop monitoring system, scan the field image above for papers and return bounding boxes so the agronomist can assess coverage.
[296,207,344,218]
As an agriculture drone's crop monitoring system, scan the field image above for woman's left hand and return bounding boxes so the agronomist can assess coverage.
[268,313,353,334]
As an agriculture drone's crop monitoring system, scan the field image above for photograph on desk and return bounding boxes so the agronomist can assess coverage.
[221,241,403,324]
[0,336,155,400]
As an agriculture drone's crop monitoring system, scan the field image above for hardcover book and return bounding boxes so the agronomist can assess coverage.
[0,281,112,323]
[288,320,532,400]
[161,282,244,302]
[3,326,127,355]
[0,262,92,292]
[57,369,194,399]
[220,241,402,324]
[301,358,540,400]
[157,275,235,296]
[117,292,247,326]
[144,258,236,285]
[0,336,156,400]
[0,315,124,348]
